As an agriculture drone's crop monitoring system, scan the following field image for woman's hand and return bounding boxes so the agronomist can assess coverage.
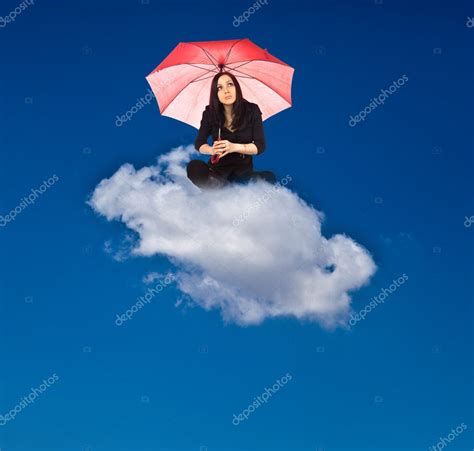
[212,140,235,158]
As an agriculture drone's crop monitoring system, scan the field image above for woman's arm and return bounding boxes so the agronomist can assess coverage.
[199,143,215,155]
[251,104,266,155]
[216,104,265,156]
[195,107,227,155]
[230,142,258,155]
[194,107,212,152]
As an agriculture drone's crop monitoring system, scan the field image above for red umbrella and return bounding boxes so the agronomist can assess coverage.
[145,38,294,129]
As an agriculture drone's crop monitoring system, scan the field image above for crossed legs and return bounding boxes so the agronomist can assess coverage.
[187,160,276,189]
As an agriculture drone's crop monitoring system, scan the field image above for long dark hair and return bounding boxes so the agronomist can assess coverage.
[208,71,250,131]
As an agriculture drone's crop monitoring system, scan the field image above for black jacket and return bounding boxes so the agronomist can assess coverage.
[194,101,266,156]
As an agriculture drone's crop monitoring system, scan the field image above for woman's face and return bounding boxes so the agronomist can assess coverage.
[216,74,236,106]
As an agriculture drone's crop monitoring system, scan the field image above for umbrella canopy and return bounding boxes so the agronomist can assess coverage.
[145,38,294,129]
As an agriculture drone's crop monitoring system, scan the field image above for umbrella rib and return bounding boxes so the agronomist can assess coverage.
[187,39,249,73]
[223,38,245,66]
[226,60,254,71]
[188,72,254,85]
[160,69,217,112]
[185,60,254,82]
[168,62,290,93]
[184,63,219,76]
[227,60,293,86]
[190,74,218,83]
[227,58,291,69]
[188,43,220,71]
[230,74,254,79]
[230,66,290,104]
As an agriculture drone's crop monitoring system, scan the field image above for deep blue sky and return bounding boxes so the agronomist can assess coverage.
[1,0,473,450]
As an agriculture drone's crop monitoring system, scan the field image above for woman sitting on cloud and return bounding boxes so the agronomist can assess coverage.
[187,70,276,189]
[145,39,295,189]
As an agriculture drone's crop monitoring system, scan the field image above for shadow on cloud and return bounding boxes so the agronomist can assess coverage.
[87,145,377,329]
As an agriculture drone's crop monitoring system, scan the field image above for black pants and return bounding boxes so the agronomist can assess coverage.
[187,156,276,189]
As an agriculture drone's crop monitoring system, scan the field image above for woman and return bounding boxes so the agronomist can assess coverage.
[187,71,276,189]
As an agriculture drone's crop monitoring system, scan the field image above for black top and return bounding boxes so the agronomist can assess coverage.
[194,102,266,159]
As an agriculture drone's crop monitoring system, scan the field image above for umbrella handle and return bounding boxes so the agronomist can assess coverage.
[210,127,222,164]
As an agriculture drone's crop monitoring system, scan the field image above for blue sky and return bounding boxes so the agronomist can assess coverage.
[0,0,473,450]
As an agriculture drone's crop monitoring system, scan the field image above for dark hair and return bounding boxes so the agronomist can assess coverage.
[208,71,250,131]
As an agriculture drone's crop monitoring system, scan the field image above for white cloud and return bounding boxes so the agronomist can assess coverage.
[103,234,135,262]
[87,145,377,329]
[142,272,165,284]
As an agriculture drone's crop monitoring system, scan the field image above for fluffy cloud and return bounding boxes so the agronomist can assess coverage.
[87,145,377,329]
